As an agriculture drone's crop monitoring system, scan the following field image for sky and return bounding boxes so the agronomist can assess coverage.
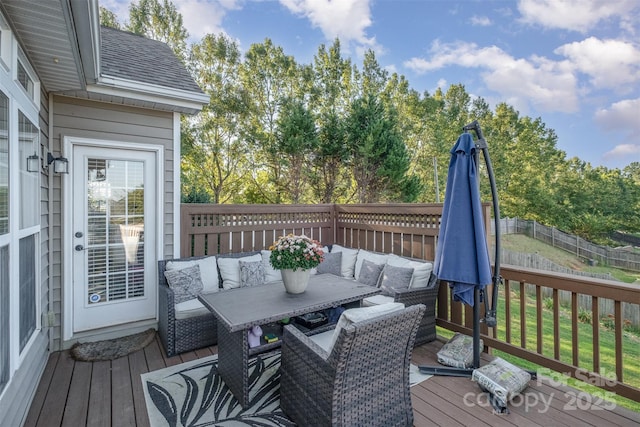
[102,0,640,170]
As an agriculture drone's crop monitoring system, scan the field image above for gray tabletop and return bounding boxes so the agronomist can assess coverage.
[198,273,380,332]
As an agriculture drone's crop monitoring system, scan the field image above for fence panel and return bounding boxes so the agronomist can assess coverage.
[497,218,640,272]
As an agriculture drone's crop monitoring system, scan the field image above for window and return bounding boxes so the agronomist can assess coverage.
[16,60,34,98]
[18,111,38,228]
[15,47,38,106]
[0,244,8,394]
[0,8,41,393]
[19,235,36,351]
[0,15,10,70]
[0,91,7,235]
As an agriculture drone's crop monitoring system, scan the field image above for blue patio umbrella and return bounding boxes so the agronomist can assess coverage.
[421,121,502,383]
[433,132,492,306]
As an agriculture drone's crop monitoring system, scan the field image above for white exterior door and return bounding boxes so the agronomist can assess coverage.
[71,145,157,333]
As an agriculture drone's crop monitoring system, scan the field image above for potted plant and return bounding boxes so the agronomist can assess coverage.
[269,234,324,293]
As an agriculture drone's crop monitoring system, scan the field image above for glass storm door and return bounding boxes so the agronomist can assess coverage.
[72,146,157,332]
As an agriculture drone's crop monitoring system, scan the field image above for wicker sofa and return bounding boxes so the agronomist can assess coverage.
[157,247,439,357]
[158,252,260,357]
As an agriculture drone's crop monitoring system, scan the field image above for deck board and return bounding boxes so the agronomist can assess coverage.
[87,360,111,427]
[111,356,136,427]
[35,351,75,427]
[24,333,640,426]
[61,361,92,427]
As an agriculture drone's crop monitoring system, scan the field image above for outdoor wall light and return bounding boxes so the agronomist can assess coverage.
[47,152,69,174]
[27,153,40,172]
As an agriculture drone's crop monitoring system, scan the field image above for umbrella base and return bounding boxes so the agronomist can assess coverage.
[418,366,474,377]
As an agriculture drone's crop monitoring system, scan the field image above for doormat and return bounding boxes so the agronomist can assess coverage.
[70,328,156,361]
[141,352,432,427]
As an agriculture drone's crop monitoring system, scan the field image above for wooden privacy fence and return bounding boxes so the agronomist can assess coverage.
[180,203,484,260]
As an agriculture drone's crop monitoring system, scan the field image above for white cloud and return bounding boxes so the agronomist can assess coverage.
[404,41,579,113]
[470,16,491,27]
[177,0,241,41]
[595,98,640,133]
[555,37,640,91]
[384,64,398,75]
[101,0,239,42]
[603,144,640,160]
[517,0,639,33]
[279,0,381,56]
[100,0,132,25]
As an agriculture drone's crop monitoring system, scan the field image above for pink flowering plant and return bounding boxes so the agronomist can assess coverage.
[269,234,324,271]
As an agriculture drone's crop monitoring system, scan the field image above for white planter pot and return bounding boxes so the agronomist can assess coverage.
[280,268,311,294]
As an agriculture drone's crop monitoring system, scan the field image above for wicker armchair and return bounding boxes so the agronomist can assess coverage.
[280,304,426,427]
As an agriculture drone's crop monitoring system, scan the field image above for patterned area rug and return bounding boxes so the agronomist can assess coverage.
[141,352,432,427]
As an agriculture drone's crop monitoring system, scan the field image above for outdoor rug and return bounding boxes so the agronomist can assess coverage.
[70,328,156,361]
[141,352,432,427]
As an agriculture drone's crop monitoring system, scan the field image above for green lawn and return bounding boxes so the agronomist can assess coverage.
[436,286,640,412]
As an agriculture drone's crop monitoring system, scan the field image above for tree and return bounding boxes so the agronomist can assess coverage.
[99,6,121,29]
[126,0,189,61]
[274,98,318,203]
[345,94,415,202]
[240,39,298,203]
[183,34,249,204]
[309,39,353,202]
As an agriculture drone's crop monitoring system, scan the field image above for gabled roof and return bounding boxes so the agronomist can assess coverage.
[1,0,208,114]
[100,27,201,94]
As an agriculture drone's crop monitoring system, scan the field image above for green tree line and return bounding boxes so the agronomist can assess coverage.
[101,1,640,243]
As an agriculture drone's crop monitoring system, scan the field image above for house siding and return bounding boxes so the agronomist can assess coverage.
[50,95,176,350]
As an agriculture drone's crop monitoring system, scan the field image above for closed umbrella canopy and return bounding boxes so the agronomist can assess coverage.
[434,132,492,306]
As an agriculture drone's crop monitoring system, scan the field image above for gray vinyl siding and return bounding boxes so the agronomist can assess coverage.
[50,95,176,350]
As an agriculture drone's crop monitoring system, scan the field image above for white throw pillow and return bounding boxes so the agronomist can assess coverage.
[354,249,389,280]
[166,256,219,293]
[386,254,433,289]
[261,250,283,283]
[217,254,262,289]
[328,302,405,353]
[330,244,359,279]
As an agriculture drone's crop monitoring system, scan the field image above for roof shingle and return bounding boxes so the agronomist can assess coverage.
[100,26,203,94]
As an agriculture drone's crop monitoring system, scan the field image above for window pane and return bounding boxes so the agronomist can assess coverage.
[19,111,38,229]
[17,60,34,98]
[0,245,9,394]
[0,91,8,235]
[19,235,36,351]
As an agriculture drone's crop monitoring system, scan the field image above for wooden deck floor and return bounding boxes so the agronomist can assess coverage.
[24,334,640,427]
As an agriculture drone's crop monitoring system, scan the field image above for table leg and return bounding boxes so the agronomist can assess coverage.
[217,323,250,407]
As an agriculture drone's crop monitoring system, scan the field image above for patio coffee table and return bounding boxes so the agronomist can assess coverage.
[198,273,380,407]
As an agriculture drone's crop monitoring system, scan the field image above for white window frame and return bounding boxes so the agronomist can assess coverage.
[13,41,39,108]
[0,14,42,397]
[0,14,10,72]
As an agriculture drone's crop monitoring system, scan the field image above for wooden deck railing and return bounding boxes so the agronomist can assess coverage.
[180,203,640,402]
[437,266,640,402]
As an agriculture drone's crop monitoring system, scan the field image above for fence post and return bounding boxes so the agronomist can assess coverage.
[533,220,536,239]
